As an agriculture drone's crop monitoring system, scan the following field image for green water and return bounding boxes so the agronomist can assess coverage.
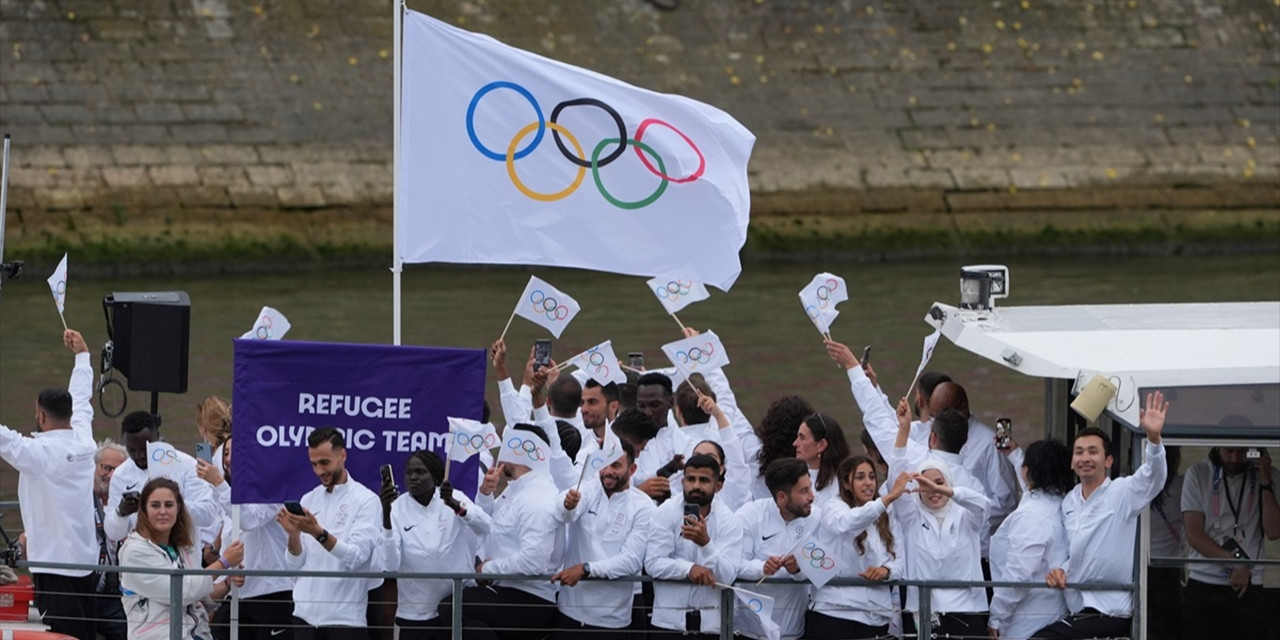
[2,254,1277,458]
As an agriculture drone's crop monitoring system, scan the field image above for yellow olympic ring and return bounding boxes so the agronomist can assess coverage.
[506,121,587,202]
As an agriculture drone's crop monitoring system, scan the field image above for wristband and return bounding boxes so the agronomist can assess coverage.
[218,555,229,568]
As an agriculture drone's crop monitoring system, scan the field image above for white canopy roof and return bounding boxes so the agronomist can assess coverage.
[926,301,1280,428]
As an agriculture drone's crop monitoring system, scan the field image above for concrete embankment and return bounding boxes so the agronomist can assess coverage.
[0,0,1276,269]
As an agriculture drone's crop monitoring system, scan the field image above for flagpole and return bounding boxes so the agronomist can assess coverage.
[574,457,591,491]
[57,310,67,331]
[442,423,455,482]
[497,306,518,341]
[670,312,686,331]
[229,504,241,640]
[754,535,809,585]
[391,0,405,346]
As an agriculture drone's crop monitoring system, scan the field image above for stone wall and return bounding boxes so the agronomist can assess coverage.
[1,0,1277,249]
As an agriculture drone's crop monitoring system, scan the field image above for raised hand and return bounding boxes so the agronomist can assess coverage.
[824,339,858,370]
[1139,391,1169,444]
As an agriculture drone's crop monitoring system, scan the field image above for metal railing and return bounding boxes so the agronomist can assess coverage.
[19,559,1143,640]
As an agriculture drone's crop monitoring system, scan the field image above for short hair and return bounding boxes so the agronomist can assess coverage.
[919,372,953,400]
[408,449,445,485]
[122,411,158,435]
[611,409,659,445]
[684,452,721,480]
[555,419,582,460]
[584,379,620,403]
[1023,439,1074,496]
[636,372,673,396]
[37,387,73,421]
[135,477,194,548]
[619,438,638,466]
[308,426,345,450]
[675,376,715,425]
[931,408,969,454]
[1073,427,1111,456]
[482,399,491,424]
[548,376,582,417]
[96,439,127,464]
[764,457,809,498]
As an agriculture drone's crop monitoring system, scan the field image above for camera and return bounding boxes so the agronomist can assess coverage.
[0,515,23,568]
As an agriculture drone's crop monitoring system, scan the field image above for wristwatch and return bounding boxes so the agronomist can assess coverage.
[314,530,330,544]
[582,563,592,577]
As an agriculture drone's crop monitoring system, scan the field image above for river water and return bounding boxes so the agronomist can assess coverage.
[2,253,1277,455]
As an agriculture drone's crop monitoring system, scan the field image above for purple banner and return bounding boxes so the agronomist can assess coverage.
[231,339,486,504]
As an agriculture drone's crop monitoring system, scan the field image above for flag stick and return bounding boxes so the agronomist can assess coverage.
[554,359,574,372]
[497,306,518,342]
[620,364,645,375]
[57,310,67,331]
[442,423,455,482]
[575,457,592,491]
[671,313,687,331]
[904,371,924,406]
[754,534,809,585]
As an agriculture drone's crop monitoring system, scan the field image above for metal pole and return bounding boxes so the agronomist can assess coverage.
[0,133,10,292]
[451,577,463,640]
[918,583,933,639]
[391,0,404,346]
[719,587,733,640]
[170,571,184,640]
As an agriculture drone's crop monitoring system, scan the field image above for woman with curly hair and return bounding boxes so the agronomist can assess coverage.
[751,395,814,500]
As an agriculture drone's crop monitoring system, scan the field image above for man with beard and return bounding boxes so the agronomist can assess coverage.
[1035,392,1169,639]
[550,438,654,639]
[735,457,819,639]
[1180,441,1278,639]
[91,440,129,640]
[376,450,492,640]
[578,379,620,450]
[468,424,565,639]
[645,454,743,637]
[277,427,381,639]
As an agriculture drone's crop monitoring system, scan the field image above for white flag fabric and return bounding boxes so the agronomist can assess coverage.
[146,441,195,481]
[912,328,943,384]
[447,417,499,463]
[584,426,625,472]
[730,587,782,640]
[795,537,841,589]
[798,272,848,335]
[240,306,292,341]
[513,275,580,338]
[646,277,711,315]
[398,10,756,291]
[661,330,730,380]
[570,340,627,386]
[496,428,551,475]
[46,253,68,315]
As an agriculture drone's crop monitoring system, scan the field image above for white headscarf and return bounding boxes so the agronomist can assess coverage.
[917,460,954,525]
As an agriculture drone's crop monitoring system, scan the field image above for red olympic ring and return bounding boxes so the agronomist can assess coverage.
[634,118,706,184]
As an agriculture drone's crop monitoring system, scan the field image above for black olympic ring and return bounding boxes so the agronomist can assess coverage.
[550,98,627,169]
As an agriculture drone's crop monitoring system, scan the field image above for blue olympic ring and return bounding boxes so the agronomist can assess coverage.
[466,81,545,161]
[506,437,547,462]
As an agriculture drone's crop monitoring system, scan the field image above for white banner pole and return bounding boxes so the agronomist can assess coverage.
[391,0,405,346]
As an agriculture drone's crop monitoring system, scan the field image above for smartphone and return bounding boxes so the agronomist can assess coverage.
[533,339,553,370]
[995,418,1012,450]
[628,352,645,368]
[122,491,140,502]
[380,463,395,488]
[683,503,701,522]
[283,501,306,516]
[195,442,213,464]
[860,345,872,365]
[1222,537,1250,560]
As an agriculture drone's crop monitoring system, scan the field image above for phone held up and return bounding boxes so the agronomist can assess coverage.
[683,502,701,523]
[195,442,213,464]
[533,339,553,371]
[995,418,1013,450]
[283,501,306,516]
[861,345,872,366]
[628,352,645,369]
[380,464,395,489]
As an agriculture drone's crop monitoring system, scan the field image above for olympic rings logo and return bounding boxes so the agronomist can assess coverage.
[528,289,570,322]
[254,315,274,340]
[814,278,840,309]
[675,342,716,369]
[54,280,66,296]
[801,541,835,570]
[455,432,498,454]
[151,449,179,466]
[505,437,547,462]
[583,347,612,379]
[655,279,693,300]
[465,81,706,209]
[744,597,765,613]
[589,442,621,469]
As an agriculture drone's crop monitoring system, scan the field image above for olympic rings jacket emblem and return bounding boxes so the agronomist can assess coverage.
[466,80,706,209]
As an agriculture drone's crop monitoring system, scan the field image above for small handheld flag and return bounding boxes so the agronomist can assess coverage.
[501,275,581,339]
[798,273,847,337]
[727,586,782,640]
[46,253,68,330]
[240,306,292,341]
[904,328,942,399]
[646,277,710,329]
[146,441,194,481]
[496,428,551,474]
[661,330,730,380]
[567,340,627,386]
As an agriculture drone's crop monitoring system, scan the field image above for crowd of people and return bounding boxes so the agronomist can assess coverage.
[1,328,1276,640]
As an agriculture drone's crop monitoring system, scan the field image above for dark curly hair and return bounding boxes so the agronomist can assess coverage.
[754,395,813,477]
[1023,439,1074,496]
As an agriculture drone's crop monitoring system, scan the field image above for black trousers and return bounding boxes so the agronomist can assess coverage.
[33,572,98,640]
[240,590,298,640]
[1032,609,1131,639]
[803,609,889,639]
[442,585,557,640]
[1182,578,1265,640]
[551,610,632,640]
[396,615,449,640]
[94,588,128,640]
[292,618,368,640]
[1147,567,1183,640]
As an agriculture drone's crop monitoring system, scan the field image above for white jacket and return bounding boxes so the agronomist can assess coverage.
[118,532,213,640]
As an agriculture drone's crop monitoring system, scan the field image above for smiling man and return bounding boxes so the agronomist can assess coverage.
[1035,391,1170,639]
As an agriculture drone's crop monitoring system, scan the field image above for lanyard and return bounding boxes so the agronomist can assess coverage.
[1211,465,1253,537]
[1151,496,1181,544]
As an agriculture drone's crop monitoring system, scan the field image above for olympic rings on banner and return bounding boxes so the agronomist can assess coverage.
[151,449,179,466]
[583,347,612,379]
[801,541,835,570]
[466,81,705,209]
[745,597,765,613]
[676,342,716,368]
[656,279,693,300]
[55,280,66,296]
[255,315,273,340]
[455,432,498,454]
[529,289,570,321]
[506,437,546,462]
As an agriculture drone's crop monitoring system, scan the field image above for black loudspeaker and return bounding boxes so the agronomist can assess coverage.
[103,291,191,394]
